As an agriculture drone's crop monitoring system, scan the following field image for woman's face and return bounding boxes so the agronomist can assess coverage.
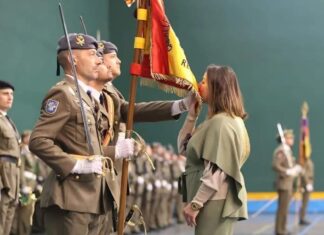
[198,72,209,103]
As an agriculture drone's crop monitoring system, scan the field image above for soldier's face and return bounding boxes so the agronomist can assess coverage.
[0,88,14,112]
[97,62,113,82]
[198,73,208,103]
[285,135,294,147]
[103,52,121,80]
[74,49,101,80]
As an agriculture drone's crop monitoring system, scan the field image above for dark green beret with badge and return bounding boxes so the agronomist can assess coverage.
[97,40,118,55]
[56,33,98,75]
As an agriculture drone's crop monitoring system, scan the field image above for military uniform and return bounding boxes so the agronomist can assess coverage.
[10,142,38,235]
[0,81,20,235]
[299,158,314,224]
[273,143,296,235]
[29,75,120,235]
[31,157,50,233]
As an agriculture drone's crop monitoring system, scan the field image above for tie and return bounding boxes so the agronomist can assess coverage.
[99,93,104,106]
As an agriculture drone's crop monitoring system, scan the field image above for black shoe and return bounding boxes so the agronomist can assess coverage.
[299,219,311,225]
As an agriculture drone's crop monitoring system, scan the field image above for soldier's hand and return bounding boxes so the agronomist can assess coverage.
[306,183,314,192]
[286,164,303,177]
[115,137,135,159]
[71,157,103,174]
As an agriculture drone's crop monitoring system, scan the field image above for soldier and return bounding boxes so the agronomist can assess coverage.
[89,40,195,233]
[273,129,303,235]
[174,154,186,224]
[97,40,196,142]
[29,33,134,235]
[0,80,21,235]
[11,130,38,235]
[299,157,314,225]
[0,80,20,235]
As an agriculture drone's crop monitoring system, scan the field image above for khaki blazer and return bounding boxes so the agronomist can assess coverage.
[0,114,20,200]
[103,83,177,145]
[29,77,115,214]
[272,145,295,190]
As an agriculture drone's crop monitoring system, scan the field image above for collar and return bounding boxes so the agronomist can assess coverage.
[65,74,92,94]
[88,86,102,102]
[0,110,7,116]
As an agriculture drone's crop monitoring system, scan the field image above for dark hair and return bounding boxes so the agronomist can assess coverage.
[206,64,247,119]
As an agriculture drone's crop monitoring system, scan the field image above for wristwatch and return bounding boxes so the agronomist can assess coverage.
[190,201,202,211]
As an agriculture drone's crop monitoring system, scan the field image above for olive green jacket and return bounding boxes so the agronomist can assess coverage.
[185,113,250,220]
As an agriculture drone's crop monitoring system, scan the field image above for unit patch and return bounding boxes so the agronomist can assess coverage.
[45,99,59,114]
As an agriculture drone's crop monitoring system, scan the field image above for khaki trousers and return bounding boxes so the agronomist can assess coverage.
[275,190,292,235]
[44,206,101,235]
[0,191,17,235]
[299,191,310,221]
[11,201,35,235]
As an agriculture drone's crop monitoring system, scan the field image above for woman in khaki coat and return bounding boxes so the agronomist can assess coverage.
[178,65,250,235]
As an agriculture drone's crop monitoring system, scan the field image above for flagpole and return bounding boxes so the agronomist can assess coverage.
[118,0,148,234]
[294,101,309,225]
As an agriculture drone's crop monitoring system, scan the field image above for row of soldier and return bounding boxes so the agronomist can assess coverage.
[0,33,197,235]
[125,143,186,234]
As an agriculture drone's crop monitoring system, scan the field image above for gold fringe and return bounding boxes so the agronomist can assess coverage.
[140,77,197,98]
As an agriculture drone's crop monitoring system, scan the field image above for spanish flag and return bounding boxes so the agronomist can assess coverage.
[136,0,198,97]
[299,102,312,166]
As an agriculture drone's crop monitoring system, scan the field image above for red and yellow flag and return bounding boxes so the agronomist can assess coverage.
[131,0,198,97]
[299,102,312,166]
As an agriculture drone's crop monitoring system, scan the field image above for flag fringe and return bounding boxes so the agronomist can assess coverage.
[140,78,189,97]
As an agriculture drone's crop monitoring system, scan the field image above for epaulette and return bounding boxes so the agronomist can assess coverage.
[55,81,66,87]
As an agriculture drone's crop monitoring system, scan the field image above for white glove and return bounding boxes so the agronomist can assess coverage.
[286,164,302,177]
[115,133,135,159]
[306,183,314,192]
[171,91,196,116]
[71,156,103,174]
[21,186,33,195]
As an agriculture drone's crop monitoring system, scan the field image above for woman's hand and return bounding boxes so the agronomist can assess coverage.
[188,98,202,119]
[183,203,199,227]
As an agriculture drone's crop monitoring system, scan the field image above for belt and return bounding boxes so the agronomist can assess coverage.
[0,155,18,164]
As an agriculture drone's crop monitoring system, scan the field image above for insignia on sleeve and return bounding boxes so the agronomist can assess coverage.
[45,99,59,114]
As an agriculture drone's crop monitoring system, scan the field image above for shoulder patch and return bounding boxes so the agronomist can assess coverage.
[45,99,59,114]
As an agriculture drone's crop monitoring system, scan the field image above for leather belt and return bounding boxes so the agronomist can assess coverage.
[0,155,18,164]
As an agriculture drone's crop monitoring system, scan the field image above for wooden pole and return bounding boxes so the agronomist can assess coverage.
[117,0,147,234]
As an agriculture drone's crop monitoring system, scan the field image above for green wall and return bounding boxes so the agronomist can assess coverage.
[109,0,324,191]
[0,0,110,131]
[1,0,324,191]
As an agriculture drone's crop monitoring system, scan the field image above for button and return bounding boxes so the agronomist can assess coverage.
[96,175,101,178]
[75,175,80,179]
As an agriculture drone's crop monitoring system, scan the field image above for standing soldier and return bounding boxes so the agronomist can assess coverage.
[11,130,38,235]
[0,80,20,235]
[29,33,134,235]
[273,129,302,235]
[298,102,314,225]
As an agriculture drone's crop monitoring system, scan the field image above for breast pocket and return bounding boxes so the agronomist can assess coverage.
[75,112,95,142]
[0,129,16,149]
